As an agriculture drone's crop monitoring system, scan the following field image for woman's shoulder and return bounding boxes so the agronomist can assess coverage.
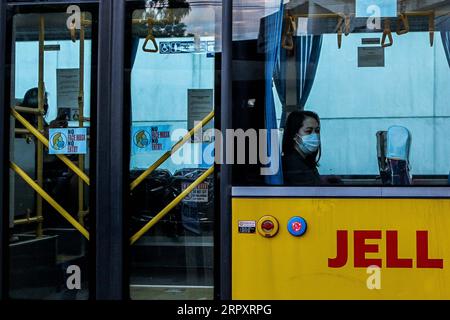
[282,152,307,168]
[282,154,320,186]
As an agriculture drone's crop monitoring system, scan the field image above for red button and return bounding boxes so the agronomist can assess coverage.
[262,221,274,232]
[292,222,302,232]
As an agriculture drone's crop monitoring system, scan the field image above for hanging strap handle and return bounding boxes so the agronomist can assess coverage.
[396,14,410,35]
[282,15,296,50]
[142,18,158,53]
[382,19,393,48]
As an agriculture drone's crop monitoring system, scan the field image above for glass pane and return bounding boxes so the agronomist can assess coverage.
[128,0,220,300]
[232,0,450,187]
[8,7,96,300]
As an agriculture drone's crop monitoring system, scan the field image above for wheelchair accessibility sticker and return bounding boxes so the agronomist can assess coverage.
[159,40,215,54]
[49,128,87,155]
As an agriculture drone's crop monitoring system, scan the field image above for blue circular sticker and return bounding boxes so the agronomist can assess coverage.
[287,217,307,237]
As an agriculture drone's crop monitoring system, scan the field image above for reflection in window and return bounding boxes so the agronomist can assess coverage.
[234,1,450,186]
[128,1,218,300]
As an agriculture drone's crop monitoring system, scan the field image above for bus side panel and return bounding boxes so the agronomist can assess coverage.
[232,198,450,300]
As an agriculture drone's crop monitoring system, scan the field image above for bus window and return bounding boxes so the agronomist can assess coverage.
[232,0,450,187]
[127,0,219,300]
[8,7,96,300]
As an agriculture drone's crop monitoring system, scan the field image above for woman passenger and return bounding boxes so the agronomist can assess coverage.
[282,110,321,185]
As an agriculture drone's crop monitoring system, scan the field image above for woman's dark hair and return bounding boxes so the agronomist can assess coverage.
[22,88,48,115]
[282,110,321,167]
[16,88,49,129]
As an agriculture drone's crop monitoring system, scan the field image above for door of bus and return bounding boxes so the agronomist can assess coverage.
[6,3,97,300]
[126,1,220,300]
[231,1,450,300]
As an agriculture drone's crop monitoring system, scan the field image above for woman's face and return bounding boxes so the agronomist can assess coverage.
[298,117,320,137]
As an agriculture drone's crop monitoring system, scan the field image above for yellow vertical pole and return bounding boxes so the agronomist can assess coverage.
[78,13,85,226]
[36,15,45,238]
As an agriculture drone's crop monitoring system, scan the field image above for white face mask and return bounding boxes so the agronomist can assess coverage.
[296,134,321,155]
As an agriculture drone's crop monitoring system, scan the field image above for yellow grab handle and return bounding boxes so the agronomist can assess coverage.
[282,15,296,50]
[396,14,410,35]
[143,34,158,53]
[143,18,158,53]
[344,15,351,36]
[382,19,393,48]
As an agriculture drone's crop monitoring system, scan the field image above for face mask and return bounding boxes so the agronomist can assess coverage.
[296,134,321,155]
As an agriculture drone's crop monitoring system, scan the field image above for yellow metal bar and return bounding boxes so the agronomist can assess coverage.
[14,216,44,226]
[36,15,45,238]
[15,128,30,134]
[11,108,90,185]
[130,166,214,245]
[78,13,86,225]
[81,19,92,27]
[14,106,42,115]
[10,162,90,240]
[130,111,214,191]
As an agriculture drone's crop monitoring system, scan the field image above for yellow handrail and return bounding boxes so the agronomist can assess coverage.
[130,110,214,191]
[36,15,45,237]
[78,12,86,226]
[11,108,90,185]
[14,216,44,226]
[130,166,214,245]
[10,161,90,240]
[14,106,42,114]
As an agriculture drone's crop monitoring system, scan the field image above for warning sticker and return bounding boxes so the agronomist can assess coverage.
[358,47,385,67]
[49,128,87,155]
[182,182,209,203]
[238,221,256,234]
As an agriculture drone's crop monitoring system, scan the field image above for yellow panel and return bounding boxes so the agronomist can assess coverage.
[232,198,450,300]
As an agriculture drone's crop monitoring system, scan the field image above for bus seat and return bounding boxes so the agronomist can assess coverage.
[377,126,412,185]
[387,126,411,161]
[387,126,412,185]
[376,131,390,184]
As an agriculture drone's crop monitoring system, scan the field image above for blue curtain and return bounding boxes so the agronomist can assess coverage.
[276,35,322,128]
[263,2,285,185]
[273,46,287,117]
[296,35,323,108]
[131,36,140,69]
[440,16,450,68]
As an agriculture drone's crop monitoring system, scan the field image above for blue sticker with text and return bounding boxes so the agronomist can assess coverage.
[132,125,172,155]
[49,128,87,155]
